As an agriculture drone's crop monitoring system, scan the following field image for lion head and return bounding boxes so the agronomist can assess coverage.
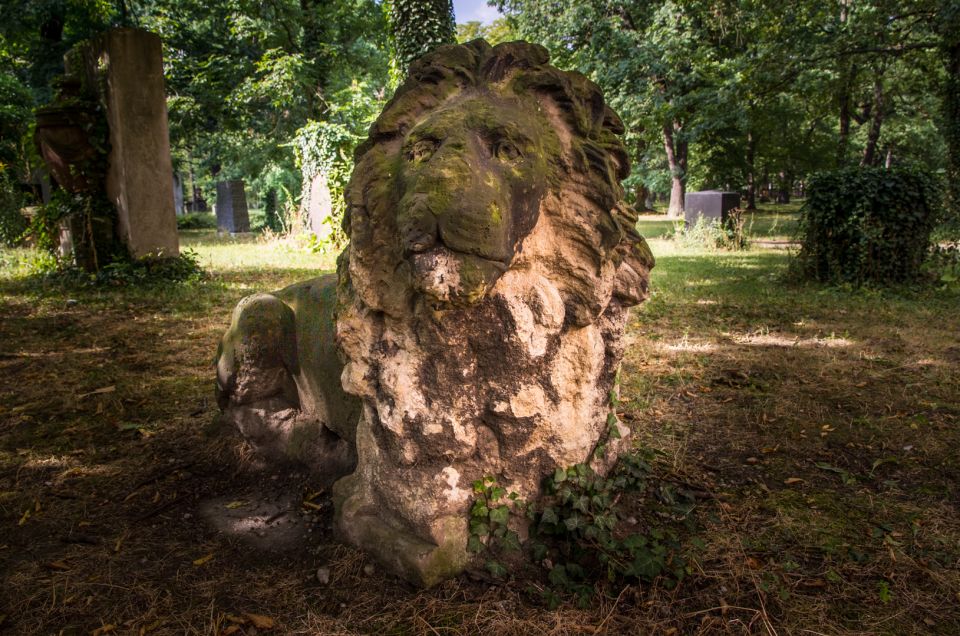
[341,39,653,321]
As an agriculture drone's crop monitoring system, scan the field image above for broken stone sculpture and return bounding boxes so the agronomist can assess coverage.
[215,39,654,586]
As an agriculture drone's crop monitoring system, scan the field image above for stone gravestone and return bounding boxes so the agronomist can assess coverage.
[215,40,654,586]
[172,173,185,216]
[684,190,740,226]
[306,173,333,241]
[71,28,179,258]
[215,180,250,233]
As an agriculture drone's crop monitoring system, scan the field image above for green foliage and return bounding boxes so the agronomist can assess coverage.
[389,0,456,74]
[529,451,697,607]
[0,172,28,247]
[292,81,384,246]
[456,18,515,46]
[795,167,942,286]
[136,0,390,221]
[463,398,699,605]
[926,243,960,286]
[941,0,960,226]
[176,212,217,230]
[673,210,749,251]
[34,249,206,287]
[0,70,34,169]
[30,188,124,271]
[262,188,281,233]
[468,476,522,578]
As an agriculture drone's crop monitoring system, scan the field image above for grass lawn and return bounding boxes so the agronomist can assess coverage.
[0,216,958,634]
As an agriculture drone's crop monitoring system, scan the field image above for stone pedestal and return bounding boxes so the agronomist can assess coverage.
[216,180,250,233]
[684,190,740,226]
[70,28,179,258]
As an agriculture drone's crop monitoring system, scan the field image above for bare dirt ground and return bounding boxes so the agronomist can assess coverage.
[1,226,958,635]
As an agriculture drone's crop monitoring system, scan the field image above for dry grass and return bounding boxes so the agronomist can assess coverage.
[1,218,958,635]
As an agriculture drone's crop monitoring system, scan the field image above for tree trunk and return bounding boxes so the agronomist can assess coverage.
[944,37,960,224]
[635,184,654,212]
[836,0,854,166]
[861,77,884,167]
[745,130,757,210]
[776,171,791,204]
[663,121,686,218]
[391,0,457,74]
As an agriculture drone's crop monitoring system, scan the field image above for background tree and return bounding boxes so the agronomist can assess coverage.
[456,17,514,45]
[389,0,456,75]
[499,0,951,217]
[939,0,960,224]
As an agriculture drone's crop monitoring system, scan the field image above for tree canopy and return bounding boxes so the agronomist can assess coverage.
[1,0,956,225]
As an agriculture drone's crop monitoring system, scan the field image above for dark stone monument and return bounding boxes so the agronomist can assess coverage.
[216,180,250,233]
[684,190,739,226]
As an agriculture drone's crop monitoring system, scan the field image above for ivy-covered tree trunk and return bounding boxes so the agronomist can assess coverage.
[390,0,456,74]
[943,1,960,225]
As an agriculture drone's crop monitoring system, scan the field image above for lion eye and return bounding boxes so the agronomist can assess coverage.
[494,141,522,162]
[408,139,438,162]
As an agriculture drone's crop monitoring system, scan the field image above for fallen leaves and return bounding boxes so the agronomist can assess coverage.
[78,385,116,399]
[784,477,805,486]
[218,612,276,634]
[243,613,275,629]
[192,553,214,566]
[44,560,71,571]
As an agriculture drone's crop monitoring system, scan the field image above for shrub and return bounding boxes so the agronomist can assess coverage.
[0,174,28,247]
[41,249,206,286]
[674,209,748,251]
[176,212,217,230]
[795,167,941,285]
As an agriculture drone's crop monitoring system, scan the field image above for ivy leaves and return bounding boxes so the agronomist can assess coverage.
[467,451,699,608]
[468,476,521,577]
[796,167,943,286]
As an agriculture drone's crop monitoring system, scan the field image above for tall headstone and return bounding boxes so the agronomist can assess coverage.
[216,180,250,233]
[684,190,740,226]
[307,173,333,241]
[172,172,185,216]
[69,28,179,258]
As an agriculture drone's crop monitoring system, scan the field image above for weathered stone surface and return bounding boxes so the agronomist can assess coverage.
[332,40,653,585]
[216,274,360,478]
[216,180,250,234]
[76,28,180,258]
[216,39,653,586]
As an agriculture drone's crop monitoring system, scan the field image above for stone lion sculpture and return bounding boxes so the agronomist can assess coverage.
[216,39,653,586]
